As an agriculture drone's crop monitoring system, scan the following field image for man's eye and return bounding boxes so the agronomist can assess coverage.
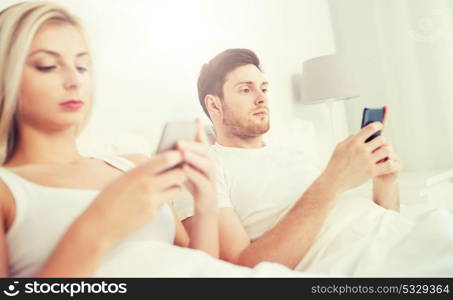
[262,88,268,93]
[77,66,88,73]
[240,88,250,93]
[36,66,56,72]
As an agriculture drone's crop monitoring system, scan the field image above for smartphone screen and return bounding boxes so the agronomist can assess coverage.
[155,121,198,154]
[361,107,384,143]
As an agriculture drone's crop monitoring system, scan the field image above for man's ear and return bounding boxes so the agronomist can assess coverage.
[205,95,222,119]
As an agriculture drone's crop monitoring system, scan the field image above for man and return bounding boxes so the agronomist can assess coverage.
[175,49,452,276]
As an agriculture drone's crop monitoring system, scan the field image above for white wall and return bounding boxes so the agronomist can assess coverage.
[1,0,337,155]
[328,0,453,171]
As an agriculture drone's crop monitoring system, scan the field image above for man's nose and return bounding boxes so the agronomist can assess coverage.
[255,90,267,105]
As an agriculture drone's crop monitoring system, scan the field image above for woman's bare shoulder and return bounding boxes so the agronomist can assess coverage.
[0,177,13,202]
[0,176,15,232]
[0,177,11,276]
[119,153,151,166]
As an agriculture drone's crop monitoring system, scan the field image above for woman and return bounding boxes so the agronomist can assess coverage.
[0,1,220,277]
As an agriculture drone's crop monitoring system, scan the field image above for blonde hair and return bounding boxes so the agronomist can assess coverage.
[0,1,93,165]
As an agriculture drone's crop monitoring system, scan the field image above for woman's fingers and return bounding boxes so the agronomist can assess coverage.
[195,118,209,145]
[152,167,187,190]
[183,163,207,188]
[181,150,213,179]
[144,150,184,174]
[177,140,209,156]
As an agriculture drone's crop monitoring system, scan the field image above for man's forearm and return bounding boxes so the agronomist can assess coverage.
[373,179,400,212]
[237,173,340,269]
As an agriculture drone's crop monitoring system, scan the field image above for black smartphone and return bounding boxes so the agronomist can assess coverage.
[361,107,384,143]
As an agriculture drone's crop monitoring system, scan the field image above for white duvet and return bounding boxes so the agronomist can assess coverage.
[296,194,453,277]
[94,240,325,277]
[95,195,453,278]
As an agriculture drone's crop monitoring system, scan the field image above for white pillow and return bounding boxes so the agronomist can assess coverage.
[77,119,322,167]
[77,130,152,157]
[266,118,324,169]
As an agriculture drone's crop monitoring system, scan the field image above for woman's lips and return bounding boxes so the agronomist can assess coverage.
[60,100,84,111]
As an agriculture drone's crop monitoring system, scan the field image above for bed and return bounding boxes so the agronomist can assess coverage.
[76,119,453,277]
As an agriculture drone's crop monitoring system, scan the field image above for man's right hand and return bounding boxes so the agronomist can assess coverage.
[321,122,390,194]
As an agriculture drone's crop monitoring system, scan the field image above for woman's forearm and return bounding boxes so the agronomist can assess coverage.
[188,204,219,258]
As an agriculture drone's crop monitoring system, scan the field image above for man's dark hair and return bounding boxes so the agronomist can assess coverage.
[197,49,262,118]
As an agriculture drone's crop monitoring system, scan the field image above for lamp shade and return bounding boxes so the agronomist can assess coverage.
[300,54,359,104]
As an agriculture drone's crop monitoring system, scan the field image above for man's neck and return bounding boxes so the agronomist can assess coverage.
[216,131,265,149]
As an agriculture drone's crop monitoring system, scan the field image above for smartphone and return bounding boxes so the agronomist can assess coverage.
[155,121,198,154]
[361,107,384,143]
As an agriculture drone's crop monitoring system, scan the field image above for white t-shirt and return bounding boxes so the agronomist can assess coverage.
[174,142,322,240]
[0,155,175,277]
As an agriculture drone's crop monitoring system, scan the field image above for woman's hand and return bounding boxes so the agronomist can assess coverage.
[176,119,217,213]
[175,119,219,257]
[81,150,187,246]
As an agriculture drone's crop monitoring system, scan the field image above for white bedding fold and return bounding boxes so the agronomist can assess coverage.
[95,241,326,277]
[96,196,453,277]
[296,195,453,277]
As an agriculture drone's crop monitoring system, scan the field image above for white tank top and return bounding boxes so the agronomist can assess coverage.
[0,155,175,277]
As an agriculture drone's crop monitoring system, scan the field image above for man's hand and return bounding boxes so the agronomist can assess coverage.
[322,121,387,194]
[372,106,402,211]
